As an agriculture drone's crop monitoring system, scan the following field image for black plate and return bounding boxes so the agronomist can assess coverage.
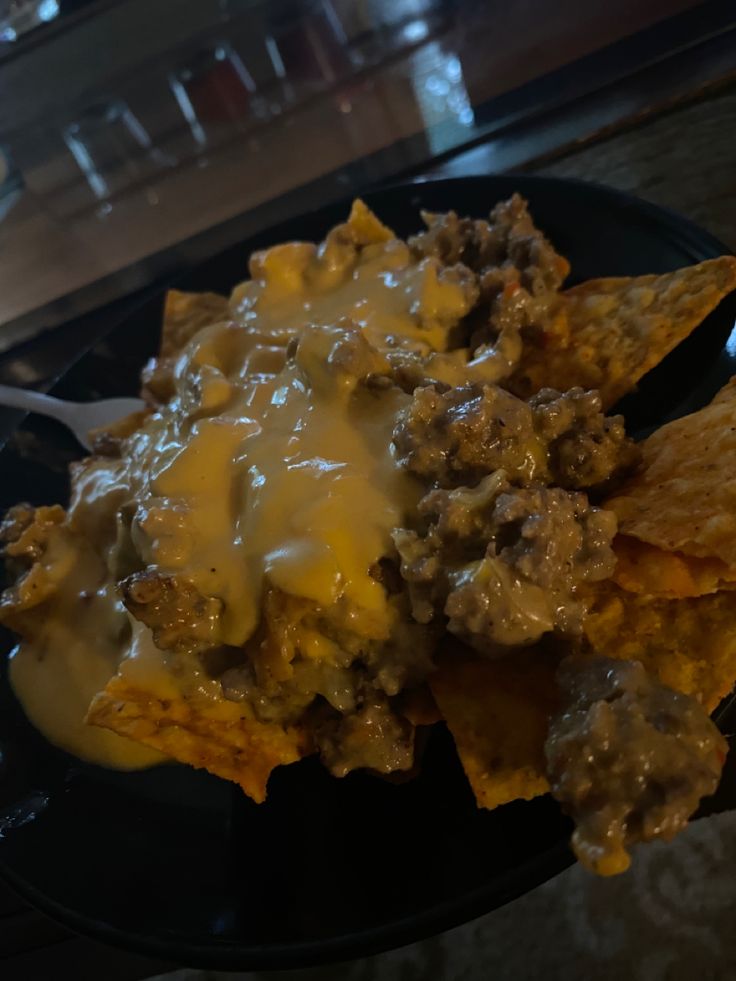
[1,176,736,971]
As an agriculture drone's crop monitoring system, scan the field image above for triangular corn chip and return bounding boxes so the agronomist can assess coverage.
[606,389,736,566]
[509,257,736,408]
[711,376,736,406]
[584,583,736,712]
[397,685,442,727]
[612,535,736,599]
[87,674,310,803]
[160,289,230,358]
[344,198,395,244]
[430,648,558,809]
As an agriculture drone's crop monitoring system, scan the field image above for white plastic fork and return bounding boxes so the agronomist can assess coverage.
[0,384,144,451]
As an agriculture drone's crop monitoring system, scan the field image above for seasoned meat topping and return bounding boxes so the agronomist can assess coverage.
[219,584,437,776]
[0,503,65,566]
[409,194,569,296]
[0,503,37,550]
[394,475,617,651]
[121,570,223,655]
[393,383,637,491]
[0,504,73,630]
[546,656,727,875]
[393,384,544,488]
[468,265,565,372]
[221,656,357,725]
[530,387,640,491]
[315,691,415,778]
[292,319,392,392]
[223,620,423,777]
[409,195,570,380]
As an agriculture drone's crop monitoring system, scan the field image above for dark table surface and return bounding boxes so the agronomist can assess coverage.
[3,2,736,978]
[1,0,730,345]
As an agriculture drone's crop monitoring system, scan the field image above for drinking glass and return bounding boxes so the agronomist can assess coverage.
[169,41,263,149]
[0,0,59,42]
[62,99,172,201]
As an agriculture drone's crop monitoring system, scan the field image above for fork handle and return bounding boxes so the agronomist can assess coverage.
[0,384,73,424]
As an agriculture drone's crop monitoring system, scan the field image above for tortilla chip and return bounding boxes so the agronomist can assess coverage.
[584,583,736,712]
[397,685,442,727]
[605,391,736,566]
[430,649,558,809]
[711,376,736,406]
[612,535,736,599]
[87,675,310,802]
[88,409,151,456]
[160,289,230,358]
[0,505,73,632]
[345,198,394,244]
[509,257,736,408]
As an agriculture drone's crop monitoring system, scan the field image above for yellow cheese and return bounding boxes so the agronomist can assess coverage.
[8,215,477,770]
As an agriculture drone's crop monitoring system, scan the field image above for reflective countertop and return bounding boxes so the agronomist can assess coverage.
[0,0,712,346]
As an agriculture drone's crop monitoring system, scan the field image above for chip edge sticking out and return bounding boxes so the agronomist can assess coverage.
[86,676,311,803]
[612,534,736,599]
[605,387,736,568]
[160,289,231,359]
[509,255,736,408]
[584,583,736,713]
[430,648,559,810]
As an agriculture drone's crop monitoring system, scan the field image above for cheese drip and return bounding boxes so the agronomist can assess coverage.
[9,538,164,769]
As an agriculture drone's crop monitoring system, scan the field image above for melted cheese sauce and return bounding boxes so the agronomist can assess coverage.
[9,217,472,769]
[130,320,421,647]
[230,238,474,354]
[9,547,164,769]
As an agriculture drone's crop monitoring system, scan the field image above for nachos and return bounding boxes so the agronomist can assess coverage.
[3,196,736,876]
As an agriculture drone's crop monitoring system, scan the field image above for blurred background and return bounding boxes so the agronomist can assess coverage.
[1,0,734,352]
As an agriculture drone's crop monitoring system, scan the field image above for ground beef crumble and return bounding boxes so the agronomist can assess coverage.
[393,383,637,492]
[545,656,727,875]
[393,475,617,653]
[531,387,639,491]
[314,690,415,777]
[409,195,570,379]
[409,194,569,297]
[121,570,224,655]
